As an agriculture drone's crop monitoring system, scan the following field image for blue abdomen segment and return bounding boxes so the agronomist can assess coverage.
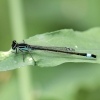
[86,54,92,57]
[86,53,96,58]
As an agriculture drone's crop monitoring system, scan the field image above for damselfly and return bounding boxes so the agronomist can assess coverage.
[11,40,96,64]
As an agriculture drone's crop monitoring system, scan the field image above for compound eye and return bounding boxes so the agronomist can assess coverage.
[12,40,17,50]
[13,40,16,44]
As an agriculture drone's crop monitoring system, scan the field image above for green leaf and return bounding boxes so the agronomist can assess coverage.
[0,27,99,71]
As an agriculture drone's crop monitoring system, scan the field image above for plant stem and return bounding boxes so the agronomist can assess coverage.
[8,0,33,100]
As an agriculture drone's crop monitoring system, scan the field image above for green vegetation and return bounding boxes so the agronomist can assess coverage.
[0,28,99,71]
[0,0,100,100]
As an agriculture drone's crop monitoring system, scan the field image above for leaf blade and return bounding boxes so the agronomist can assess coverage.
[0,28,99,71]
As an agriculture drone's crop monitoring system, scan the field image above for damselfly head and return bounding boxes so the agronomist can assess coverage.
[12,40,17,50]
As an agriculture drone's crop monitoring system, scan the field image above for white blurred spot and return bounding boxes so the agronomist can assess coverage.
[75,45,78,48]
[29,58,32,61]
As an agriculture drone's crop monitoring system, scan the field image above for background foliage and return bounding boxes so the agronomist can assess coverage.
[0,0,100,100]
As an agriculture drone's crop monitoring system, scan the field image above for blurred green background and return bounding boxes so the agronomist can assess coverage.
[0,0,100,100]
